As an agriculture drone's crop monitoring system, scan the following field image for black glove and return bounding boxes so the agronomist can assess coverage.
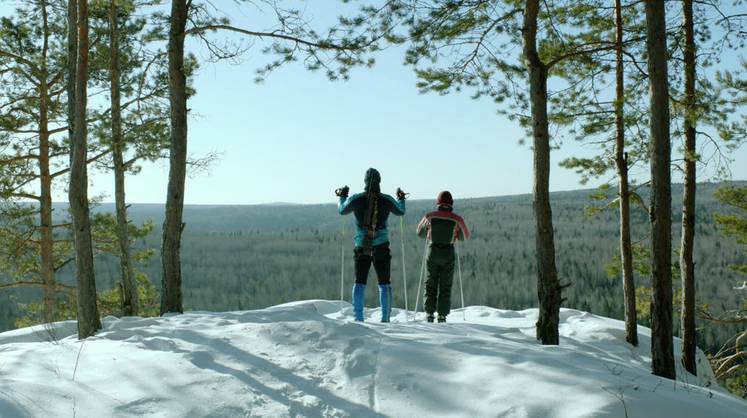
[396,187,408,200]
[335,185,349,197]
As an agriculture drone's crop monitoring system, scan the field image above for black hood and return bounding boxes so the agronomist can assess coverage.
[364,168,381,193]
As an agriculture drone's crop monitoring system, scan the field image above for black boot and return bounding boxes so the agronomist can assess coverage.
[426,314,434,323]
[438,314,446,323]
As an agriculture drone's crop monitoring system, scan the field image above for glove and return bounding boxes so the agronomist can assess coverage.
[396,187,408,200]
[335,185,349,197]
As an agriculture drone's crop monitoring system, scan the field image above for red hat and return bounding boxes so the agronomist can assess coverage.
[437,191,453,207]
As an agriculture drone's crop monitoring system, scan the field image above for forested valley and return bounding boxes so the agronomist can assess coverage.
[1,182,744,356]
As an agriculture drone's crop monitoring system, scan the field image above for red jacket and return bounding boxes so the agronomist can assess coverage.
[416,210,470,244]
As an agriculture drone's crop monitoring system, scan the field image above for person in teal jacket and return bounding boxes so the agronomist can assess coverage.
[336,168,406,322]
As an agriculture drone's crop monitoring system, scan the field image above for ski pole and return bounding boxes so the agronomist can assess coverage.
[399,216,409,321]
[340,218,345,315]
[413,237,429,320]
[456,241,465,322]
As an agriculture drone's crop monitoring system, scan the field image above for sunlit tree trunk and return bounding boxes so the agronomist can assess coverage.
[645,0,675,379]
[39,0,56,324]
[161,0,188,315]
[69,0,101,338]
[680,0,697,376]
[109,0,139,316]
[614,0,638,347]
[524,0,561,345]
[67,0,77,164]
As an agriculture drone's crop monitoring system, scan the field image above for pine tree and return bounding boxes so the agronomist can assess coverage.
[161,0,188,315]
[645,0,675,379]
[87,0,171,317]
[523,0,562,345]
[0,0,76,323]
[614,0,639,347]
[679,0,697,376]
[543,1,650,347]
[0,0,169,325]
[403,0,615,344]
[69,0,102,339]
[550,1,744,354]
[159,0,404,315]
[709,185,747,385]
[108,0,139,316]
[91,0,169,317]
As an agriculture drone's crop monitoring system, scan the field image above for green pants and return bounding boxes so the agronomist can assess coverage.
[424,245,455,316]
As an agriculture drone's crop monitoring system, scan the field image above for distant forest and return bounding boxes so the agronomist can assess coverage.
[1,182,745,354]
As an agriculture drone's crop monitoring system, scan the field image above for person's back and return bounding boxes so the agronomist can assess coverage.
[337,168,406,322]
[416,191,470,322]
[340,192,405,247]
[419,210,469,246]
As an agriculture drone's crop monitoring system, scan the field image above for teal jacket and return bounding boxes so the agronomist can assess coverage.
[339,192,406,247]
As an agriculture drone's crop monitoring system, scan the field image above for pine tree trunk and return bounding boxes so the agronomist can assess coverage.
[69,0,101,339]
[614,0,638,347]
[524,0,561,345]
[109,0,138,316]
[39,0,56,324]
[161,0,188,315]
[67,0,77,163]
[645,0,675,379]
[680,0,697,376]
[39,126,55,324]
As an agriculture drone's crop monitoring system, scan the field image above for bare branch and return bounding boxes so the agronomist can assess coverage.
[8,193,41,201]
[186,24,358,52]
[0,280,75,293]
[50,150,109,178]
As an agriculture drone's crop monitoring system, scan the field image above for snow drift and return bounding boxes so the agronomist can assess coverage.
[0,301,744,417]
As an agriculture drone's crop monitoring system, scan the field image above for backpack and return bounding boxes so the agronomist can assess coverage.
[361,181,379,255]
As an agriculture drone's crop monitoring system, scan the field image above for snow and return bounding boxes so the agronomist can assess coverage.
[0,301,745,418]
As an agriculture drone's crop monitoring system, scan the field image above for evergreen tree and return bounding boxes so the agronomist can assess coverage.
[522,0,562,345]
[0,0,169,325]
[541,1,651,347]
[680,0,697,376]
[89,0,170,316]
[645,0,675,379]
[0,0,78,322]
[108,0,139,315]
[709,185,747,389]
[161,0,188,315]
[159,0,405,314]
[552,1,745,357]
[404,0,615,344]
[614,0,639,347]
[68,0,102,338]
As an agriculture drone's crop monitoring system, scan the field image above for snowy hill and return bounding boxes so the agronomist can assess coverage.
[0,301,744,418]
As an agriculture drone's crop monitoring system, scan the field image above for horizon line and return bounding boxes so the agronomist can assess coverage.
[37,179,745,207]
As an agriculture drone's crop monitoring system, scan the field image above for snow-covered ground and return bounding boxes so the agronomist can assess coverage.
[0,301,744,418]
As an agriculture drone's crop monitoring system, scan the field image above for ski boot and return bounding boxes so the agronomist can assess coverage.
[379,284,392,323]
[426,313,435,323]
[438,314,447,323]
[352,284,366,321]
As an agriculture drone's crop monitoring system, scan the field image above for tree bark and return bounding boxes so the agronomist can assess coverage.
[614,0,638,347]
[67,0,77,164]
[69,0,101,338]
[39,0,56,324]
[680,0,697,376]
[110,0,139,316]
[645,0,675,379]
[161,0,188,315]
[523,0,561,345]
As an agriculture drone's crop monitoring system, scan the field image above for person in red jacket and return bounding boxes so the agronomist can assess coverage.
[416,191,471,323]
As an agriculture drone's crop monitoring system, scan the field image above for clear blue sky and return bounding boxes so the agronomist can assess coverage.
[3,2,745,205]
